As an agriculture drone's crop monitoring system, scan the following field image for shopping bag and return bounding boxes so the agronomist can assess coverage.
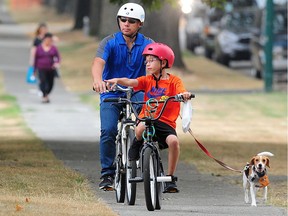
[26,66,37,84]
[182,101,192,133]
[54,69,61,78]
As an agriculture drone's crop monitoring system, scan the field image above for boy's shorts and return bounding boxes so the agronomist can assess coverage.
[148,120,177,149]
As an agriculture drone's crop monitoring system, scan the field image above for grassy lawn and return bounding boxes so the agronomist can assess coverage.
[0,4,116,215]
[0,74,116,215]
[7,1,287,210]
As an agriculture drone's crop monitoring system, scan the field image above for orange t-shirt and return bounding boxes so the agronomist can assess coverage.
[134,73,187,129]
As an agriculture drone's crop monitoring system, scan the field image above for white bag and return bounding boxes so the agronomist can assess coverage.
[182,101,192,133]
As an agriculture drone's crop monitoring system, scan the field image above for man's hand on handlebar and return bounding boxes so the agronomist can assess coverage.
[93,80,107,94]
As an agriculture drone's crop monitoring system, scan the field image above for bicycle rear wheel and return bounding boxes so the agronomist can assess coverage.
[115,141,126,203]
[143,147,158,211]
[126,128,137,205]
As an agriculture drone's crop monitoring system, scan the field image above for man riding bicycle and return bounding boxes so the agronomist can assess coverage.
[91,3,153,191]
[106,43,192,193]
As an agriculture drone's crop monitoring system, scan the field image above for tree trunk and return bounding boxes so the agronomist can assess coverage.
[42,0,55,7]
[98,1,118,37]
[89,0,102,36]
[56,0,69,14]
[65,0,77,16]
[142,3,185,69]
[73,0,91,30]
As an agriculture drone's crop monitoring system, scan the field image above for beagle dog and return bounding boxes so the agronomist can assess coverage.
[243,151,274,207]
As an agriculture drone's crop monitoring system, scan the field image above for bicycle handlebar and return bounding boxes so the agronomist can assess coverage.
[104,92,195,123]
[110,84,133,93]
[93,83,133,93]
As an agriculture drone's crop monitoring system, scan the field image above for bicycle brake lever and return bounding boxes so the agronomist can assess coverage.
[175,94,184,101]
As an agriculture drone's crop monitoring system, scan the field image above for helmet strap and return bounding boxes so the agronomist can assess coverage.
[153,66,163,89]
[117,17,142,39]
[125,31,138,39]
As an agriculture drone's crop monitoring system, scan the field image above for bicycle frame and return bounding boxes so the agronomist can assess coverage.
[118,88,135,166]
[113,93,195,182]
[122,93,194,211]
[104,85,135,162]
[103,85,138,203]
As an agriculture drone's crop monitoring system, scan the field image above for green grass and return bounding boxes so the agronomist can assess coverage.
[195,92,287,119]
[0,72,116,215]
[59,41,90,53]
[0,95,21,117]
[79,93,100,111]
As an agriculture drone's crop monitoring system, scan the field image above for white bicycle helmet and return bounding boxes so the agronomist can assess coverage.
[117,3,145,23]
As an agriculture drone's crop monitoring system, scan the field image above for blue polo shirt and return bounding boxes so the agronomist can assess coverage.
[96,31,153,101]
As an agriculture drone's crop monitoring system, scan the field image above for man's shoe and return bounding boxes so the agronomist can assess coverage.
[99,175,114,191]
[128,138,142,160]
[163,181,179,193]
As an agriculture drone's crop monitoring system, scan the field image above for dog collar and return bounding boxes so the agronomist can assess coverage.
[253,167,266,178]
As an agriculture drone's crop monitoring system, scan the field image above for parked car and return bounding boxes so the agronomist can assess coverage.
[250,5,287,80]
[214,9,257,66]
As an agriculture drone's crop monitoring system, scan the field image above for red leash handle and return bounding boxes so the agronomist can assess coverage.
[188,128,242,173]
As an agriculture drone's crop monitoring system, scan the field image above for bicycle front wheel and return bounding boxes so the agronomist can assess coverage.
[126,128,137,205]
[155,159,164,210]
[115,142,126,203]
[143,147,158,211]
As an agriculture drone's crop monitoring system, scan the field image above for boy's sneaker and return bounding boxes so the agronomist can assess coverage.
[163,181,179,193]
[99,175,114,191]
[128,138,142,160]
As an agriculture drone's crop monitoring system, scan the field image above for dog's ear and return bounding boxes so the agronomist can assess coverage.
[266,157,270,168]
[250,157,255,165]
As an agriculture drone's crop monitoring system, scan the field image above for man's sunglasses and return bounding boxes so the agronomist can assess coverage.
[119,17,138,24]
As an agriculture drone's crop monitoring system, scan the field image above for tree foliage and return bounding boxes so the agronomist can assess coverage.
[201,0,227,9]
[109,0,226,10]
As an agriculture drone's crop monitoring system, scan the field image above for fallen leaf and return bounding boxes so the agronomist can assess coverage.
[16,204,23,211]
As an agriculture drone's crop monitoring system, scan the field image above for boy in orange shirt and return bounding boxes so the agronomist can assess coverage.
[105,43,192,193]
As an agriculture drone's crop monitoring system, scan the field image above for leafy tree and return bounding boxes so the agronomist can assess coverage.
[76,0,227,69]
[44,0,226,68]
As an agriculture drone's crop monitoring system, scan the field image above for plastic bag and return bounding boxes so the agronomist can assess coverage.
[182,101,192,133]
[26,66,37,84]
[54,69,61,78]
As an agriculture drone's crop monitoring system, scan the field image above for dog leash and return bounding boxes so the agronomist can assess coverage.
[187,128,243,173]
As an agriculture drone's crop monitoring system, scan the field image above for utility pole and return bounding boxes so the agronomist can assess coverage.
[264,0,274,92]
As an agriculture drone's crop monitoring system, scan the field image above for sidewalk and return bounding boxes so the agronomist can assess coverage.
[0,18,286,216]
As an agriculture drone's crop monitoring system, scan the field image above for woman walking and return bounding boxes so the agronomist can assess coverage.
[34,32,61,103]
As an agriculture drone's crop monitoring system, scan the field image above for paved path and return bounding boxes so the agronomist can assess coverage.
[0,9,286,216]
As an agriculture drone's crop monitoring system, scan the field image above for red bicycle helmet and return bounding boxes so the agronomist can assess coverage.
[142,43,175,68]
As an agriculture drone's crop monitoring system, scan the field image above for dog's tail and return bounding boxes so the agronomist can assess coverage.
[257,152,274,157]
